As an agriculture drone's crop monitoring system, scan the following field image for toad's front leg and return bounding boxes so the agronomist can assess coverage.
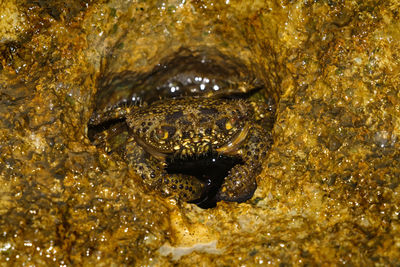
[124,139,204,202]
[216,125,272,202]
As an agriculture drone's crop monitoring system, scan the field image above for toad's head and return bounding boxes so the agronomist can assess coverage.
[127,97,251,160]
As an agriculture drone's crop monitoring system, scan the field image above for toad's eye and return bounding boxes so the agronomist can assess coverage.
[155,125,176,140]
[216,117,239,131]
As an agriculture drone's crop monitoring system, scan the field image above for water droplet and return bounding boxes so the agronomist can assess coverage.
[374,130,396,148]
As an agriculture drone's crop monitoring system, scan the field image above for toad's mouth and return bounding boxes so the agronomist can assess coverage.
[133,123,251,160]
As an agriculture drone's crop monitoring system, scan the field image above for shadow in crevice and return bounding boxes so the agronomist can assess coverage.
[166,153,243,209]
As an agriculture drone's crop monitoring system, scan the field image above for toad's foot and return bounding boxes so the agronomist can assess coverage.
[216,124,271,202]
[216,163,258,202]
[160,173,204,202]
[125,140,204,202]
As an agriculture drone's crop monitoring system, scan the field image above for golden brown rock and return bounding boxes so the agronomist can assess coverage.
[1,0,400,265]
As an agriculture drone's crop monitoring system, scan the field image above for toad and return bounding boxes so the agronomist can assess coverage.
[89,97,273,203]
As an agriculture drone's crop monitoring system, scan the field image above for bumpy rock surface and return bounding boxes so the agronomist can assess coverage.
[1,0,400,265]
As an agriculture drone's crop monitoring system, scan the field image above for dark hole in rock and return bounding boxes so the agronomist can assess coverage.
[89,47,281,208]
[95,47,273,111]
[166,153,244,209]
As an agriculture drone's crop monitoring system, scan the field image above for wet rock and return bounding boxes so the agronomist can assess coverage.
[1,1,400,266]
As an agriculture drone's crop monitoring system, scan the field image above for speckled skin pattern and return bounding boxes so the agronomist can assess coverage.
[90,97,273,202]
